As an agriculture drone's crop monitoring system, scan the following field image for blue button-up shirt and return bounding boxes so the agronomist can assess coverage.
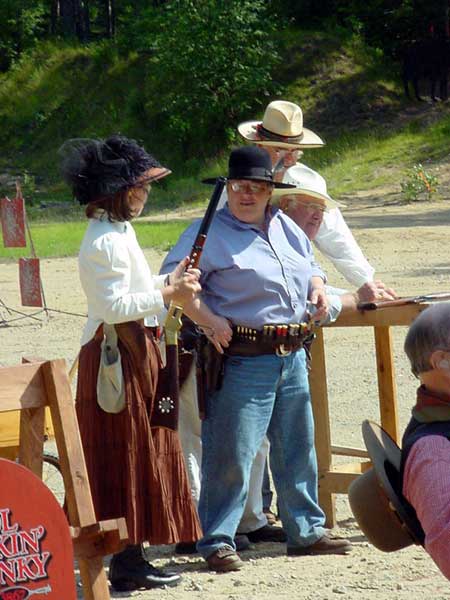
[160,205,325,329]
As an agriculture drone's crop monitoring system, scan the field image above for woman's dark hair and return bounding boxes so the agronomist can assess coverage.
[59,135,165,219]
[85,189,133,222]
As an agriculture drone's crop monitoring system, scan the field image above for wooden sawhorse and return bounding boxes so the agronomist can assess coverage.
[309,303,429,527]
[0,358,128,599]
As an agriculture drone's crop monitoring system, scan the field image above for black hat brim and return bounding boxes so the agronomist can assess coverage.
[202,176,294,189]
[362,420,425,545]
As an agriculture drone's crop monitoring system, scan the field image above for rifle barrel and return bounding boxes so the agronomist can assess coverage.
[187,177,226,270]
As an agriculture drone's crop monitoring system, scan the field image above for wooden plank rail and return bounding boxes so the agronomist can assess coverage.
[330,445,369,459]
[310,302,429,527]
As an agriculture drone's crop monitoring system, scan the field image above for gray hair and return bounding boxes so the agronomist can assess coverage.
[281,195,299,212]
[404,303,450,376]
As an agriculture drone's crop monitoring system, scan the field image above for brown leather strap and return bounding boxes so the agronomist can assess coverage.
[226,340,304,357]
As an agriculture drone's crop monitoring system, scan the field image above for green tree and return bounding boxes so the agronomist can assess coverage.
[273,0,450,56]
[0,0,48,71]
[144,0,281,159]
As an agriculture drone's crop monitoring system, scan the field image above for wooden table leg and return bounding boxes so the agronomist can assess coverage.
[309,328,336,527]
[374,326,400,443]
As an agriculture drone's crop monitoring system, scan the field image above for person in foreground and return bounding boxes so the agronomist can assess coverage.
[60,135,202,591]
[162,146,352,572]
[401,302,450,579]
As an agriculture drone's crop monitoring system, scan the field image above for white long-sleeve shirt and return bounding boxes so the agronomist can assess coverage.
[287,163,375,287]
[78,217,166,345]
[210,162,375,287]
[315,205,375,287]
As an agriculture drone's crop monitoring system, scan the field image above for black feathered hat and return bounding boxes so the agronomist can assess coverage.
[59,135,171,205]
[202,146,294,188]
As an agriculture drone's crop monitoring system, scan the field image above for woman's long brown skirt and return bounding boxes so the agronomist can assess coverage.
[76,320,202,545]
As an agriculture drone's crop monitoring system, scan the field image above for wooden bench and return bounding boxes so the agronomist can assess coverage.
[0,358,128,600]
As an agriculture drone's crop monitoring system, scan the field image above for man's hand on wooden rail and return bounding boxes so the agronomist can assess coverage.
[358,280,397,303]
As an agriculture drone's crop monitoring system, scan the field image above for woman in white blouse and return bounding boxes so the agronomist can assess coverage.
[60,135,201,591]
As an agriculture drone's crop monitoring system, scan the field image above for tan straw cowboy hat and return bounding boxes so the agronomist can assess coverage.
[238,100,324,149]
[348,420,425,552]
[271,165,344,210]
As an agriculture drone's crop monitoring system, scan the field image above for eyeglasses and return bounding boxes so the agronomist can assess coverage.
[273,147,300,155]
[229,181,271,194]
[285,198,326,212]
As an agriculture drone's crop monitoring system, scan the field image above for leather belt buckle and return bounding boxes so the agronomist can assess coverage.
[276,344,292,357]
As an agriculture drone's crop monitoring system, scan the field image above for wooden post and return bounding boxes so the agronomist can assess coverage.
[374,326,400,443]
[41,359,111,600]
[309,328,336,528]
[18,407,46,477]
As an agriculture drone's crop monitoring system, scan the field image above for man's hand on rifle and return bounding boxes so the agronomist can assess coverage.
[161,256,201,306]
[358,280,397,303]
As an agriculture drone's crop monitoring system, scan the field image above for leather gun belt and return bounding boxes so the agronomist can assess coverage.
[227,323,313,357]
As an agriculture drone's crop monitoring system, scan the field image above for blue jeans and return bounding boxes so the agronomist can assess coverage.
[262,453,273,512]
[197,349,325,558]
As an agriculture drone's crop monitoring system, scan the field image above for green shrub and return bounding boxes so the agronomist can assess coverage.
[400,163,439,202]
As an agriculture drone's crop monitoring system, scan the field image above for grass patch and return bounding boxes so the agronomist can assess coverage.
[0,219,192,260]
[133,219,193,251]
[315,109,450,196]
[1,25,449,215]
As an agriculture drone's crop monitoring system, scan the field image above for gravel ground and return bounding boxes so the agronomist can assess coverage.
[0,193,449,598]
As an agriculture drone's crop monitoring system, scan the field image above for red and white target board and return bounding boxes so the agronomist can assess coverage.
[0,184,46,321]
[0,458,76,600]
[0,196,26,248]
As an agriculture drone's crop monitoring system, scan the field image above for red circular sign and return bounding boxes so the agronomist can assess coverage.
[0,458,76,599]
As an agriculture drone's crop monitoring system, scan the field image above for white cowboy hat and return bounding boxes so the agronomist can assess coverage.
[237,100,324,149]
[271,164,344,210]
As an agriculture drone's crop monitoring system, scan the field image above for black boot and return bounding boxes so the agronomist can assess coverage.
[109,544,181,591]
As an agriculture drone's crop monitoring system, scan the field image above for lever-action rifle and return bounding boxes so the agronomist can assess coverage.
[358,291,450,311]
[159,177,226,427]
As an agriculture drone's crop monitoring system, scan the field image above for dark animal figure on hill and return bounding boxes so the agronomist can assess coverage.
[402,39,450,101]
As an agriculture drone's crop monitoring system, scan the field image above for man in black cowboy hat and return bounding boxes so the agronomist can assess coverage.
[162,146,351,572]
[238,100,396,525]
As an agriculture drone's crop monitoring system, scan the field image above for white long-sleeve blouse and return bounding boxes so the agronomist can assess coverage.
[78,217,166,345]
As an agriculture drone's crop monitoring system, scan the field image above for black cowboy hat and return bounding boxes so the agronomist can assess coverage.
[348,420,425,552]
[202,146,294,188]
